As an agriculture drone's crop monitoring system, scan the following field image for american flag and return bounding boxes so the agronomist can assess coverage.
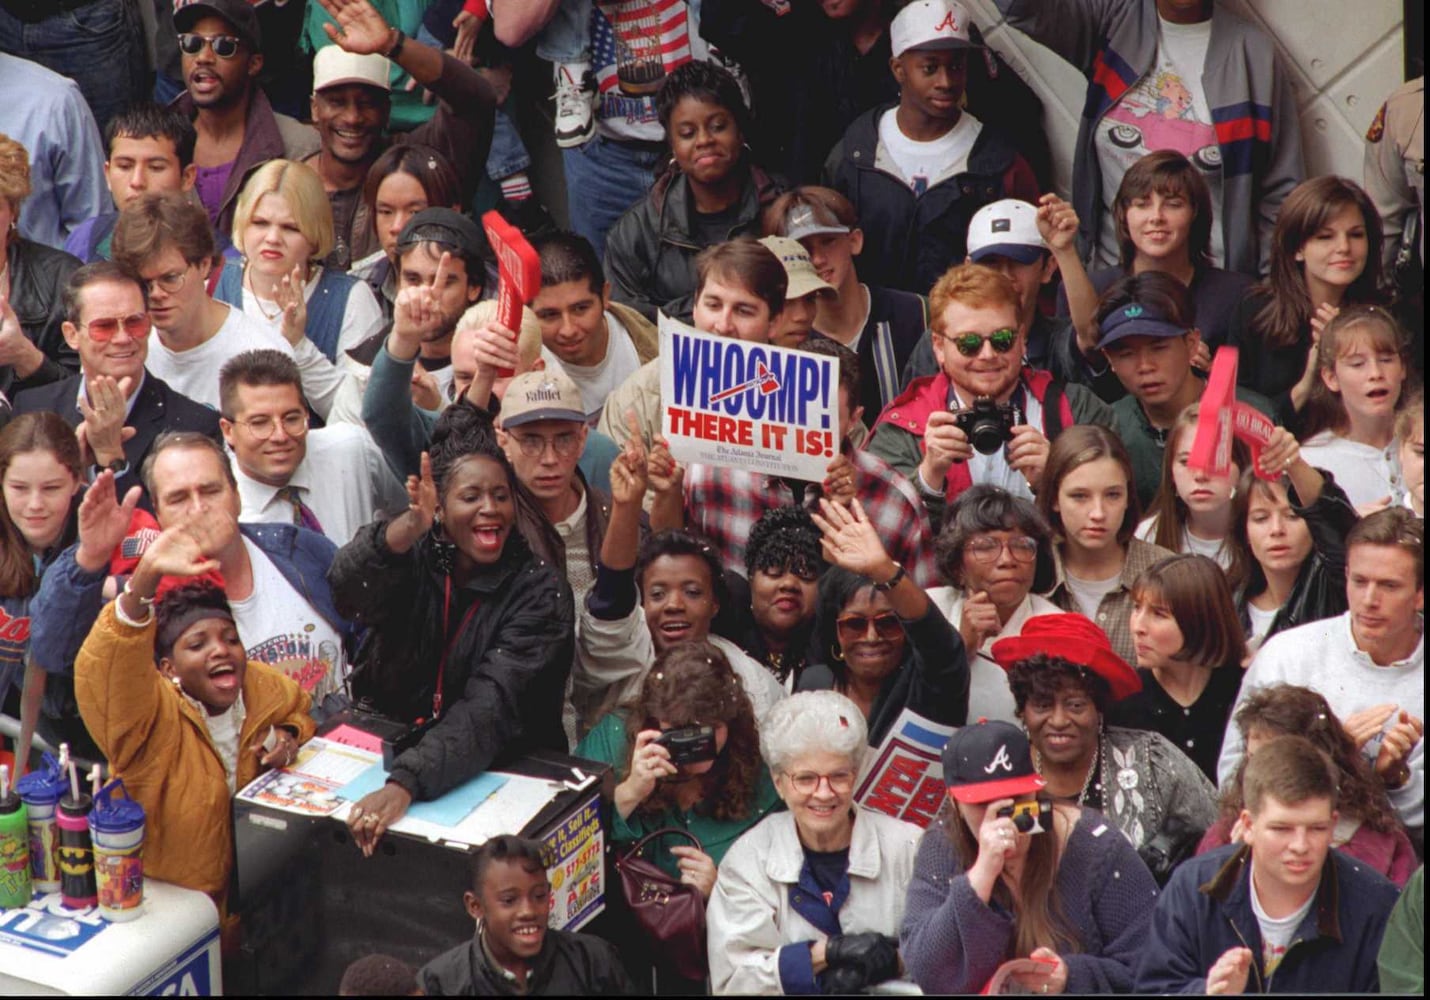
[592,0,692,99]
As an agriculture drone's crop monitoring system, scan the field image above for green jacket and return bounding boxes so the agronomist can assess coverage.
[1379,864,1424,994]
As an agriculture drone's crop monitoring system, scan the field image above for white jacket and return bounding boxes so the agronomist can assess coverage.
[926,587,1064,724]
[573,596,786,731]
[708,807,922,995]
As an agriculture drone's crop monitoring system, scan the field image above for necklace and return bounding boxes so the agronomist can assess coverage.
[1036,736,1102,806]
[243,266,285,322]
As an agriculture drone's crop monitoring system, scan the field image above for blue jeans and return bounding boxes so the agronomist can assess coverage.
[0,0,147,135]
[561,134,662,260]
[535,0,591,63]
[414,22,530,181]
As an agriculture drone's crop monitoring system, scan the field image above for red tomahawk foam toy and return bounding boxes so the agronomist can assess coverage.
[481,210,541,378]
[1188,346,1279,481]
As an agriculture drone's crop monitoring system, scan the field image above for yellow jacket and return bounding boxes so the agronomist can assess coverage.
[75,603,315,899]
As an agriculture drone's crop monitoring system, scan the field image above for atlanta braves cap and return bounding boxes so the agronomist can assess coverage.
[943,718,1046,804]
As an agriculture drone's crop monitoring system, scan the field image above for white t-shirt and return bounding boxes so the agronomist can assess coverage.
[205,702,243,793]
[1064,570,1123,622]
[1135,514,1232,568]
[1300,432,1403,510]
[237,268,386,361]
[1246,602,1278,653]
[876,109,982,195]
[1094,16,1224,268]
[146,305,295,409]
[544,311,644,421]
[1250,873,1317,978]
[230,538,347,702]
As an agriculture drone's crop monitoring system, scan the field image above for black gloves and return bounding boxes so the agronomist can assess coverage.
[822,932,900,993]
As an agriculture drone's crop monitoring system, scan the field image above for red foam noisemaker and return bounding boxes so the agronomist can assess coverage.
[1189,347,1279,481]
[480,210,541,378]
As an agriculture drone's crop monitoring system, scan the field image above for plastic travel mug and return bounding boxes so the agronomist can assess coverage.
[89,781,145,921]
[56,793,96,910]
[0,788,29,909]
[16,764,64,893]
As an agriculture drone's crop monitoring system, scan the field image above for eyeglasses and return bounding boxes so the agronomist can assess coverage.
[512,431,581,458]
[966,536,1039,564]
[84,312,151,343]
[232,412,309,440]
[938,328,1019,357]
[178,32,243,58]
[786,770,856,795]
[141,268,192,295]
[835,612,903,642]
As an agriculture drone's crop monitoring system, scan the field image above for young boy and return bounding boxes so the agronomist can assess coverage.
[1136,735,1400,994]
[420,835,631,996]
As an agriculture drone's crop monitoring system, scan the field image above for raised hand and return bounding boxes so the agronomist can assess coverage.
[811,497,892,580]
[277,264,308,346]
[0,294,43,375]
[75,470,143,573]
[609,411,649,506]
[78,375,136,468]
[467,320,522,378]
[136,520,224,580]
[317,0,397,55]
[1374,711,1424,785]
[386,451,438,553]
[822,452,857,506]
[391,251,452,351]
[967,796,1020,900]
[1035,193,1079,253]
[409,364,443,411]
[959,589,1001,652]
[647,435,683,496]
[614,729,676,819]
[1258,427,1303,478]
[452,9,482,65]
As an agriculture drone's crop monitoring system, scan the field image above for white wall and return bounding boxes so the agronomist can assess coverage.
[965,0,1409,195]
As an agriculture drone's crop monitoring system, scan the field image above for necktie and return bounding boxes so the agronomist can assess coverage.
[277,485,325,535]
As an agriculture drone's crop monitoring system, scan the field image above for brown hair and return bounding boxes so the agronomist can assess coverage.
[112,191,217,272]
[695,238,787,318]
[62,261,145,326]
[1346,506,1424,583]
[929,263,1020,336]
[1241,734,1339,815]
[1300,305,1412,440]
[1113,151,1214,270]
[1226,471,1298,602]
[362,144,462,251]
[218,348,305,420]
[1037,425,1141,547]
[1222,685,1399,833]
[1095,269,1197,331]
[0,413,82,597]
[1395,388,1424,443]
[761,185,859,237]
[1130,554,1246,669]
[1253,176,1384,349]
[1144,405,1252,592]
[621,641,761,824]
[941,795,1081,959]
[140,431,238,500]
[935,484,1056,593]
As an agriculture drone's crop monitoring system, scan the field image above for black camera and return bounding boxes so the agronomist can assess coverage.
[655,725,718,766]
[952,396,1024,456]
[997,798,1050,835]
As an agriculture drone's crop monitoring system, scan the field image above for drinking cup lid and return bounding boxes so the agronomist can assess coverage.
[89,780,145,832]
[16,766,66,803]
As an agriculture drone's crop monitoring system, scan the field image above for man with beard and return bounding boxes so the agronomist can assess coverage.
[303,0,496,270]
[171,0,318,240]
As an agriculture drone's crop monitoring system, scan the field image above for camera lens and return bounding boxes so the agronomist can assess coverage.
[1011,811,1035,833]
[968,417,1005,455]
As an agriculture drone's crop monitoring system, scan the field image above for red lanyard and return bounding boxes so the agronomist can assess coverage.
[434,574,481,719]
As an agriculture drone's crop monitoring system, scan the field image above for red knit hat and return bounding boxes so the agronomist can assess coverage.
[990,614,1142,701]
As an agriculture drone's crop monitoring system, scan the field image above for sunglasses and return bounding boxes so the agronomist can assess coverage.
[940,327,1019,357]
[835,612,903,642]
[85,313,151,343]
[178,32,243,58]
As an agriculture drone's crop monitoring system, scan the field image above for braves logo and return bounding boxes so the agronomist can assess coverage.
[984,744,1015,774]
[934,11,961,32]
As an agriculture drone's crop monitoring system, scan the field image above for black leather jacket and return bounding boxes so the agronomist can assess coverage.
[3,236,80,402]
[330,520,574,800]
[1238,471,1357,643]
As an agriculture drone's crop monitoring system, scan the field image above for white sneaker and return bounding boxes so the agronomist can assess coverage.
[553,61,596,148]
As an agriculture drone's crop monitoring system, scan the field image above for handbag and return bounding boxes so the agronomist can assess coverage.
[615,827,708,981]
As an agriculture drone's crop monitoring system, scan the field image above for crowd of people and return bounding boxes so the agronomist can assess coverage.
[0,0,1424,994]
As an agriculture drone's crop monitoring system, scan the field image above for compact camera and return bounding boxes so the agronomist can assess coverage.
[953,396,1025,456]
[656,725,719,766]
[997,798,1051,835]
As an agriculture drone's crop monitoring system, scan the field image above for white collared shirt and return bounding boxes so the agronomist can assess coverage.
[231,423,407,546]
[927,588,1065,723]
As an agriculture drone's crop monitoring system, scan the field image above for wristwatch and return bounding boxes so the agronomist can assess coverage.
[873,562,906,592]
[384,27,406,60]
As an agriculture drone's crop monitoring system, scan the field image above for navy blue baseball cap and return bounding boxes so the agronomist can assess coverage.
[1095,301,1189,350]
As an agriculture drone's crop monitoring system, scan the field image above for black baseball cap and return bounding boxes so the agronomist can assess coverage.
[942,719,1046,804]
[397,208,489,261]
[174,0,262,52]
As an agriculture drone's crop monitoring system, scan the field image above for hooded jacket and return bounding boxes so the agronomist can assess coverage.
[329,518,574,800]
[74,603,315,900]
[605,162,784,323]
[1135,843,1399,993]
[824,105,1039,295]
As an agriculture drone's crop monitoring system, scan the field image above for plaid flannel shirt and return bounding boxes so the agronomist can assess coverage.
[1045,537,1174,666]
[684,449,940,588]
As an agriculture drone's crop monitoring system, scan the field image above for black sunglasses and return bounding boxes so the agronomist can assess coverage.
[178,32,243,59]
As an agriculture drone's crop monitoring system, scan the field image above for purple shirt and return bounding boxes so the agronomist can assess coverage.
[195,161,237,227]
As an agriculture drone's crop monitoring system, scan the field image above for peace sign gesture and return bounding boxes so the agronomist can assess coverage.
[392,251,452,351]
[610,410,649,507]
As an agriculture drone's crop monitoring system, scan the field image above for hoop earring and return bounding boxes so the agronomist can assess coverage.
[830,643,845,663]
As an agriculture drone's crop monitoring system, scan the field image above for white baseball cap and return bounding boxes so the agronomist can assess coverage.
[313,47,391,93]
[890,0,975,59]
[967,199,1047,265]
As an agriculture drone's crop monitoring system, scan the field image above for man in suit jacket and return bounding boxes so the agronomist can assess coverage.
[12,262,220,507]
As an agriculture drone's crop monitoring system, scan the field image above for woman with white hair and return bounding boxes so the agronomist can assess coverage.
[707,691,922,995]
